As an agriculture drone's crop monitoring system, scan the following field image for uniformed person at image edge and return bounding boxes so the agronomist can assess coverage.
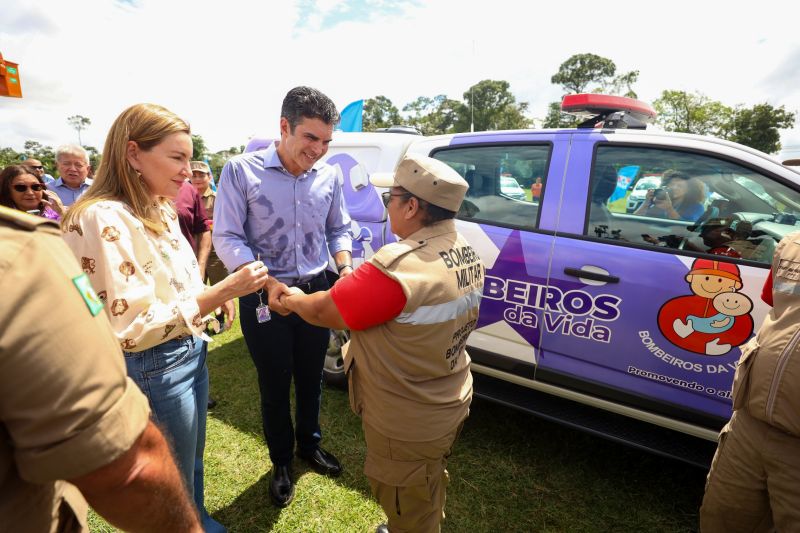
[700,230,800,532]
[276,154,485,533]
[0,206,201,532]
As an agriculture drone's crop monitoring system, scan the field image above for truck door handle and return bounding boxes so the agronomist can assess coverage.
[563,267,620,284]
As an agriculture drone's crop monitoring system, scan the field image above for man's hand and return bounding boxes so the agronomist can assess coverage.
[267,279,292,315]
[337,265,354,280]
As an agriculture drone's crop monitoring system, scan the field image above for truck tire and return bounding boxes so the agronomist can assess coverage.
[323,329,349,389]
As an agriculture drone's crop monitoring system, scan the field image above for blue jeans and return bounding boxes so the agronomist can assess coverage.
[125,336,226,533]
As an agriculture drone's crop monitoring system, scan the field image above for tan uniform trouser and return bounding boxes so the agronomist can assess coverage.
[362,421,463,533]
[204,249,227,285]
[700,409,800,533]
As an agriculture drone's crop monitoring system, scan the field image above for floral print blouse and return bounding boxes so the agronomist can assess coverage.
[62,200,212,352]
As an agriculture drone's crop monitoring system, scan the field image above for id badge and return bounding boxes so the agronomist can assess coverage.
[256,303,271,323]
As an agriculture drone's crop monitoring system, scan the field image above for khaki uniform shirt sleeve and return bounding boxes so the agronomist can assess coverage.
[0,223,150,483]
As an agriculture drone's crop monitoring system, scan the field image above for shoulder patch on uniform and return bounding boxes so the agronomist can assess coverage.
[0,205,60,233]
[72,273,105,316]
[372,239,426,269]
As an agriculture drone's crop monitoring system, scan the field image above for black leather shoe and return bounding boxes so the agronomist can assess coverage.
[297,447,342,477]
[375,524,389,533]
[269,465,295,507]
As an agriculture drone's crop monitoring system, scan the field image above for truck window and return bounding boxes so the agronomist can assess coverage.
[586,145,800,265]
[432,144,550,230]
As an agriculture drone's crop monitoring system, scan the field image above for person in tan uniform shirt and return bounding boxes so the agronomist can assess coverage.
[276,155,484,533]
[700,231,800,532]
[0,206,201,532]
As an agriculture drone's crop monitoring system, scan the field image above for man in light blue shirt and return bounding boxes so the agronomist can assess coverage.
[50,144,93,207]
[213,86,352,508]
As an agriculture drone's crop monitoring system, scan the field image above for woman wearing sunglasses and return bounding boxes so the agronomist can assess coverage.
[0,165,61,220]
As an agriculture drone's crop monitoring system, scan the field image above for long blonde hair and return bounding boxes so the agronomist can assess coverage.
[62,103,190,234]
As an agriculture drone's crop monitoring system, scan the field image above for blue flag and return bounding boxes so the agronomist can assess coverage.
[608,165,639,203]
[337,99,364,132]
[204,155,217,191]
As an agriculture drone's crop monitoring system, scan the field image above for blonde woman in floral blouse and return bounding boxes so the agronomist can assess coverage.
[62,103,269,533]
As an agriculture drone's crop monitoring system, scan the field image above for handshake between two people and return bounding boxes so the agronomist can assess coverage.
[226,262,306,317]
[268,282,305,316]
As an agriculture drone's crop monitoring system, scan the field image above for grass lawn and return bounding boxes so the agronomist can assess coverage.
[90,319,708,532]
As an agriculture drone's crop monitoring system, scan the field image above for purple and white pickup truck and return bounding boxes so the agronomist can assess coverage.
[248,95,800,466]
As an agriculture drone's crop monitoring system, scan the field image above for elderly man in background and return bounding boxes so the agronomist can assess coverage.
[50,144,93,207]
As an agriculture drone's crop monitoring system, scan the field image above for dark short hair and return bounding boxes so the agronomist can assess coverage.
[281,86,340,132]
[0,165,43,209]
[396,187,456,226]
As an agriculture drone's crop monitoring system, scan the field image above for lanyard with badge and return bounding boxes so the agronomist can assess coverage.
[255,253,271,323]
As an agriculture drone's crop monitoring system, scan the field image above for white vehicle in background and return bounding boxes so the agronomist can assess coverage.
[499,174,527,201]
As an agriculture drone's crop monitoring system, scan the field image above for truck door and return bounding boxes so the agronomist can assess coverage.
[536,134,794,427]
[428,132,568,380]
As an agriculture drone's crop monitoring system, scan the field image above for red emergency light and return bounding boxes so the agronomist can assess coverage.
[561,93,656,129]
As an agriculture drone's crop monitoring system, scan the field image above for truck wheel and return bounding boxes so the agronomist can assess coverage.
[324,329,349,389]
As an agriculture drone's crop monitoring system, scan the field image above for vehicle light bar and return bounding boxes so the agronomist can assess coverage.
[561,94,657,129]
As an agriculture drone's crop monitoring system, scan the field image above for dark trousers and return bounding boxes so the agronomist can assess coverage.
[239,274,330,466]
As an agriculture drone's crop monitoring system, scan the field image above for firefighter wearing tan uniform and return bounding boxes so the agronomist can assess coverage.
[700,231,800,532]
[0,206,200,532]
[277,154,484,533]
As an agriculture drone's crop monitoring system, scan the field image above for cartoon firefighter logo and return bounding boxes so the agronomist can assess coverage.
[657,258,754,356]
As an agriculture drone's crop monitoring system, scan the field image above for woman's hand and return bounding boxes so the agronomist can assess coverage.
[653,190,672,210]
[221,300,236,330]
[224,261,270,298]
[43,193,64,216]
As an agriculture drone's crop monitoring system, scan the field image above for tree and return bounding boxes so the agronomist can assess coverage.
[542,101,579,129]
[603,70,640,99]
[0,147,24,169]
[84,146,102,173]
[67,115,91,146]
[551,53,617,94]
[653,90,733,137]
[362,96,402,131]
[191,134,207,161]
[207,146,242,178]
[403,95,465,135]
[458,80,531,132]
[23,140,56,173]
[546,53,639,129]
[729,103,796,154]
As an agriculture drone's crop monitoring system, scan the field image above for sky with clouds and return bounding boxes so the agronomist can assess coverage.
[2,0,799,159]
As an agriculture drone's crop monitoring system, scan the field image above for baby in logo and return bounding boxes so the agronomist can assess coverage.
[658,258,754,355]
[679,291,753,334]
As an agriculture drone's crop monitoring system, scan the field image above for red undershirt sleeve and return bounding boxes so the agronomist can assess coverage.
[761,269,773,307]
[330,263,407,330]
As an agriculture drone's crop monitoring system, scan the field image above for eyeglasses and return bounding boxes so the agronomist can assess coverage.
[381,191,412,207]
[30,166,44,170]
[13,183,46,193]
